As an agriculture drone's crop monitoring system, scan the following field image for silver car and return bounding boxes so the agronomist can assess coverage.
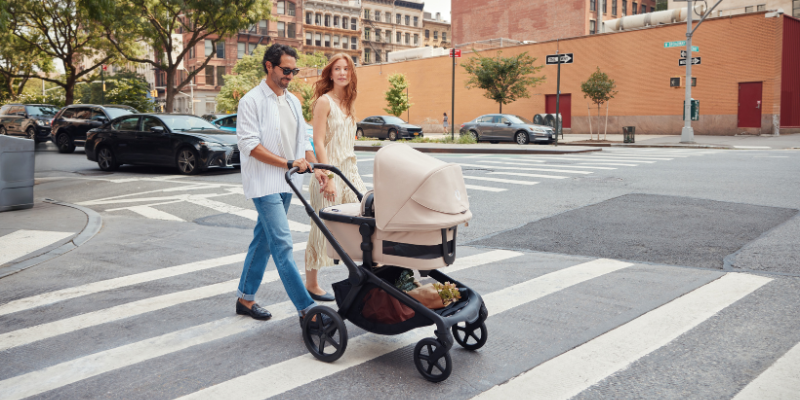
[459,114,556,144]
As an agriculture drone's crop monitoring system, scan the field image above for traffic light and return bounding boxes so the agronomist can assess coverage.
[150,89,158,97]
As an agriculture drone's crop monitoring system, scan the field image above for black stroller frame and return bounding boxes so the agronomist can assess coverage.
[286,164,489,382]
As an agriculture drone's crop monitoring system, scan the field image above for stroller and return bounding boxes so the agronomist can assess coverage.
[286,143,488,382]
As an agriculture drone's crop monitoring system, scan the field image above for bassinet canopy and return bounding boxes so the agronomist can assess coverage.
[373,144,472,232]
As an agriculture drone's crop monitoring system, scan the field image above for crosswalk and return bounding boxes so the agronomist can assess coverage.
[1,242,796,399]
[0,230,76,266]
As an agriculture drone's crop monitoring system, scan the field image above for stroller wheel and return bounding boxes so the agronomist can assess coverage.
[302,306,348,362]
[452,321,488,351]
[414,338,452,382]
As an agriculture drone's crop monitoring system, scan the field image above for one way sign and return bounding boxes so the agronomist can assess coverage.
[546,53,574,65]
[679,57,701,66]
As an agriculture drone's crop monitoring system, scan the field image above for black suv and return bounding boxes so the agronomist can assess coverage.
[0,104,60,143]
[51,104,137,153]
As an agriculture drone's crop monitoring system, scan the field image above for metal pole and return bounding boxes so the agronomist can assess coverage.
[681,0,695,143]
[451,48,455,140]
[555,47,561,145]
[406,86,409,122]
[101,68,105,104]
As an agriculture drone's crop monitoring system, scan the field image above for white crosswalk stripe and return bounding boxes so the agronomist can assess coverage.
[0,230,75,265]
[458,163,569,179]
[579,162,639,166]
[733,340,800,399]
[463,176,540,186]
[473,160,595,173]
[475,273,772,400]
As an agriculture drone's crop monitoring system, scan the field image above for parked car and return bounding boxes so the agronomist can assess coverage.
[459,114,556,144]
[85,113,239,175]
[356,115,423,141]
[201,113,228,122]
[0,104,60,143]
[211,114,236,132]
[51,104,137,153]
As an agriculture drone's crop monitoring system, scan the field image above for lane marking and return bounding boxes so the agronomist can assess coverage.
[579,162,638,167]
[458,164,569,179]
[475,273,772,400]
[186,197,310,232]
[0,250,523,399]
[579,155,673,161]
[480,158,617,170]
[119,205,184,221]
[356,158,374,163]
[0,243,306,317]
[463,176,540,186]
[733,340,800,399]
[178,258,633,400]
[0,230,75,265]
[472,161,593,174]
[364,180,507,192]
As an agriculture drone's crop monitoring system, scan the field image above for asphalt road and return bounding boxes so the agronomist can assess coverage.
[1,141,799,399]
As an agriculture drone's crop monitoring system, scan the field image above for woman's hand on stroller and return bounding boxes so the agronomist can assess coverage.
[313,169,329,188]
[322,178,336,202]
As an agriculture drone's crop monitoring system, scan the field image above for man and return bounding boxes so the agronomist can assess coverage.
[235,44,328,321]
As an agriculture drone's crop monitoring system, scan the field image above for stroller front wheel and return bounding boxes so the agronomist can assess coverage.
[302,306,348,362]
[452,321,488,351]
[414,338,452,382]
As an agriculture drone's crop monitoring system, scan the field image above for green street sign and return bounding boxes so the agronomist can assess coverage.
[664,41,699,51]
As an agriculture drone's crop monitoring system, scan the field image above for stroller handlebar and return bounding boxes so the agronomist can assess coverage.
[285,163,364,203]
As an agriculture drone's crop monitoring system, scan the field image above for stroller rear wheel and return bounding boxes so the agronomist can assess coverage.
[414,338,452,382]
[302,306,348,362]
[452,321,488,351]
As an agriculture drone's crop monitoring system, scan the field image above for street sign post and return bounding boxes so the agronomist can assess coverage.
[449,49,461,58]
[665,41,699,51]
[679,57,702,66]
[450,48,459,140]
[546,53,573,65]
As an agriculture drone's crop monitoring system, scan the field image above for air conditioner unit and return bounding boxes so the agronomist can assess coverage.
[534,113,562,130]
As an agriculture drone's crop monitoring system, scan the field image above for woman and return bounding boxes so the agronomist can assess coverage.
[443,112,448,134]
[304,53,367,301]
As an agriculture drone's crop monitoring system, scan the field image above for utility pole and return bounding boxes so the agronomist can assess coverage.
[598,0,604,33]
[555,45,561,145]
[101,65,106,105]
[681,0,695,143]
[451,47,455,140]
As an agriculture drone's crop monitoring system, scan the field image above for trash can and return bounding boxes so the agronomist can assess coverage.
[0,135,35,212]
[623,126,636,143]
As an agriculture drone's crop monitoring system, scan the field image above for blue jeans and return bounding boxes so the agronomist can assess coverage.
[237,193,316,316]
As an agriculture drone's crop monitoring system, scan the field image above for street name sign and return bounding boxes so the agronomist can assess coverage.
[449,49,461,57]
[546,53,574,65]
[665,41,699,51]
[680,50,701,57]
[679,57,702,66]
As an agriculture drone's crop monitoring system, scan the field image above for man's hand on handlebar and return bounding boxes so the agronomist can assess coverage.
[291,159,312,173]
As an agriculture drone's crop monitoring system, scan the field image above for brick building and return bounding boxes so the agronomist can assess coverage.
[422,12,451,49]
[348,12,800,135]
[452,0,657,45]
[361,0,425,65]
[668,0,799,18]
[303,0,362,65]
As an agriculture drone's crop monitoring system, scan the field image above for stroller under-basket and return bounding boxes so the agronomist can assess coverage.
[285,143,488,382]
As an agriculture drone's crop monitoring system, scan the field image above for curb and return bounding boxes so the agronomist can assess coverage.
[555,142,735,149]
[0,199,103,279]
[354,144,602,154]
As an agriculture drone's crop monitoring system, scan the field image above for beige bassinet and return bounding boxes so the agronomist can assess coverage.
[321,143,472,270]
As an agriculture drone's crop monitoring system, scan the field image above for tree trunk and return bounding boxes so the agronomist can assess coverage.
[499,102,503,113]
[597,104,602,141]
[165,70,175,114]
[16,77,29,96]
[64,73,76,105]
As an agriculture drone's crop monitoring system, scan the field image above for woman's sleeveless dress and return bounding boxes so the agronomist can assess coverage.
[305,94,367,270]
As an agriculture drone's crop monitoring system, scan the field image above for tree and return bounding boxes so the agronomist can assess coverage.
[581,67,618,140]
[462,50,545,113]
[77,70,154,111]
[89,0,272,113]
[383,73,411,118]
[4,0,117,105]
[288,81,314,122]
[0,31,53,98]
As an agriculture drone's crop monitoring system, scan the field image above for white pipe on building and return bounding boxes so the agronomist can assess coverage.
[604,4,709,32]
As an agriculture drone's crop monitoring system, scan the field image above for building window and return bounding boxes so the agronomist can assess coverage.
[442,32,446,42]
[204,39,213,56]
[405,15,410,25]
[376,29,381,42]
[315,13,321,25]
[603,0,607,13]
[216,41,224,58]
[590,0,596,11]
[288,23,296,38]
[376,52,381,63]
[259,20,267,35]
[351,36,357,49]
[278,22,285,37]
[189,45,195,59]
[306,12,312,24]
[386,50,390,60]
[364,9,370,19]
[405,32,410,44]
[364,27,370,40]
[306,32,312,45]
[413,16,418,26]
[365,48,370,63]
[287,1,295,16]
[622,0,627,15]
[413,34,418,45]
[216,66,225,87]
[632,2,637,14]
[277,1,284,14]
[396,13,401,24]
[375,11,380,21]
[334,16,339,27]
[334,35,340,47]
[612,0,617,15]
[315,33,321,46]
[590,20,596,35]
[396,31,401,43]
[205,65,214,86]
[425,29,430,39]
[433,31,438,40]
[351,18,357,30]
[324,34,331,47]
[352,56,358,65]
[237,42,245,58]
[757,4,766,11]
[325,15,330,27]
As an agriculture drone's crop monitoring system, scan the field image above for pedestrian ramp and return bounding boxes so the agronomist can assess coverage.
[0,230,75,266]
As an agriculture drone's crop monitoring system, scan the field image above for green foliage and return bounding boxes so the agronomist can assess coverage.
[0,92,69,108]
[76,70,152,111]
[106,80,154,112]
[462,50,545,113]
[656,0,668,11]
[383,73,412,117]
[433,282,461,306]
[288,80,314,122]
[394,269,418,292]
[298,52,329,69]
[581,67,618,108]
[0,30,54,98]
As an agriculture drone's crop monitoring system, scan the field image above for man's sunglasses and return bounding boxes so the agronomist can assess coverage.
[275,66,300,76]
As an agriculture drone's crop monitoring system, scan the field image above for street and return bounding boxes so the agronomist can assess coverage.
[1,142,800,399]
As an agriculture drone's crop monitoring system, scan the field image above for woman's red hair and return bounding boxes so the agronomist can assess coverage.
[312,53,358,118]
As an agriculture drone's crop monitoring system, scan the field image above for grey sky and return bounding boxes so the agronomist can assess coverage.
[423,0,452,22]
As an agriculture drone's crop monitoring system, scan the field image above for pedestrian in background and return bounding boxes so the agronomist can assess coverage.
[234,44,328,321]
[443,112,449,133]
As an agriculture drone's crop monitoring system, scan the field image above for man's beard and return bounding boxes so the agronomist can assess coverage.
[275,75,290,89]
